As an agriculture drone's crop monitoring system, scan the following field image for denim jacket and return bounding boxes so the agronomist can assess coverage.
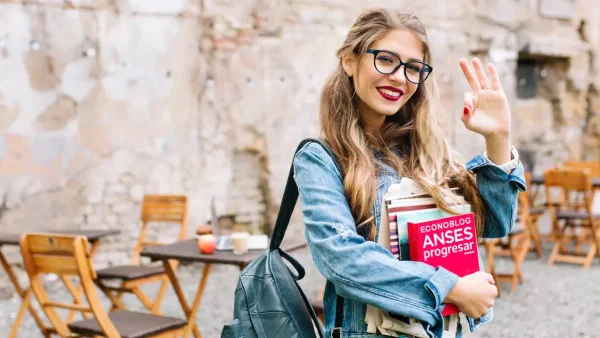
[293,141,526,338]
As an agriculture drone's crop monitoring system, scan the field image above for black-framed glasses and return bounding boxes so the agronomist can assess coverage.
[366,49,432,84]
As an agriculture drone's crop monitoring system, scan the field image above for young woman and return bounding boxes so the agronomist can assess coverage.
[293,8,526,338]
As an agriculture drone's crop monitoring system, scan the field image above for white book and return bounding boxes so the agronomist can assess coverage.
[378,311,459,338]
[385,183,459,203]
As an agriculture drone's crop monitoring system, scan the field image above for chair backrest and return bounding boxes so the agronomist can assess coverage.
[544,168,594,214]
[131,195,188,265]
[20,233,121,337]
[564,161,600,178]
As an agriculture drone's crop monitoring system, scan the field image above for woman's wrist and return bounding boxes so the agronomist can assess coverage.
[444,277,463,305]
[484,133,511,165]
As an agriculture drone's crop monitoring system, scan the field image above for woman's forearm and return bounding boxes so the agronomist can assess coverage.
[484,133,511,164]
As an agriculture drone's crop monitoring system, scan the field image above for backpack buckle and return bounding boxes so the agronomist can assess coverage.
[331,327,342,338]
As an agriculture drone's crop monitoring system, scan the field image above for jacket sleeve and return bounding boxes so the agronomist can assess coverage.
[466,155,527,239]
[293,142,456,338]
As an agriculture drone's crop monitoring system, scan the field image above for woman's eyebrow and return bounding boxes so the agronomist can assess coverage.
[382,49,423,62]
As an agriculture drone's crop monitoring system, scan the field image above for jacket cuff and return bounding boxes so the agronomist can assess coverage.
[424,266,458,310]
[466,307,494,331]
[466,154,527,192]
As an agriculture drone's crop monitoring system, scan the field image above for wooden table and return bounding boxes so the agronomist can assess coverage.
[0,229,120,338]
[141,239,308,338]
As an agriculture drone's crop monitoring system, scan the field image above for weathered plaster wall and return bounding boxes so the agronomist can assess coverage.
[0,0,598,286]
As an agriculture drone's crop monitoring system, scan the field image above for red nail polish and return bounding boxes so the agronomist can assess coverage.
[463,106,471,115]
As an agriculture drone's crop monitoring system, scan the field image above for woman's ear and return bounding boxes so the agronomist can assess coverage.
[342,54,356,77]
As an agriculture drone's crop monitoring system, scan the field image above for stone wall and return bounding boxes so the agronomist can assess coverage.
[0,0,599,284]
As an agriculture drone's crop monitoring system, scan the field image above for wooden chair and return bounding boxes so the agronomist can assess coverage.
[20,232,186,338]
[484,227,531,295]
[562,161,600,237]
[564,161,600,178]
[545,168,600,269]
[95,195,188,314]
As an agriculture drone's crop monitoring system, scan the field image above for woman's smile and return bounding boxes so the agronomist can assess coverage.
[376,86,404,101]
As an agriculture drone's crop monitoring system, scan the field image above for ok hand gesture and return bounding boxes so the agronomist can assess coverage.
[459,57,511,139]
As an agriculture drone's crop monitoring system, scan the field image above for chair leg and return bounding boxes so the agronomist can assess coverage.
[573,228,586,255]
[548,224,568,266]
[560,226,573,254]
[548,241,560,266]
[131,287,163,315]
[583,243,597,269]
[484,240,497,273]
[10,289,33,338]
[491,267,501,298]
[530,233,543,258]
[61,276,91,321]
[591,224,600,259]
[110,292,125,312]
[526,216,543,258]
[149,328,186,338]
[97,277,170,315]
[509,237,518,292]
[484,240,501,297]
[96,281,128,312]
[151,276,170,314]
[583,223,600,269]
[596,228,600,258]
[516,237,528,285]
[510,275,518,293]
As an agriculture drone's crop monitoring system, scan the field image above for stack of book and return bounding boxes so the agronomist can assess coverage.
[365,178,480,338]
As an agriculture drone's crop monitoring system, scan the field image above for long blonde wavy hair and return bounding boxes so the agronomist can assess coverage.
[321,8,485,240]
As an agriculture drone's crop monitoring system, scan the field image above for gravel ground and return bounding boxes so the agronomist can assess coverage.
[2,215,600,338]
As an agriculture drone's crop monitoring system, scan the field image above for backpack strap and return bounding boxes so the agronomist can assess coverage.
[295,278,327,338]
[269,138,342,250]
[269,138,346,336]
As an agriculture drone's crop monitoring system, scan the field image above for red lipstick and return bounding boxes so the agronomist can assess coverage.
[377,86,403,102]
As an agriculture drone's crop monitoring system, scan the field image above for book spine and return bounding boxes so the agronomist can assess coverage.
[407,221,419,261]
[388,215,400,259]
[388,204,437,213]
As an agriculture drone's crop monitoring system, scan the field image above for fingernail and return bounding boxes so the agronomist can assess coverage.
[463,106,471,115]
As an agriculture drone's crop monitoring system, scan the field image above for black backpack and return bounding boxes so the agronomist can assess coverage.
[221,138,344,338]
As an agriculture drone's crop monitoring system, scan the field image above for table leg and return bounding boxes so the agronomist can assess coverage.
[163,259,208,338]
[1,247,51,338]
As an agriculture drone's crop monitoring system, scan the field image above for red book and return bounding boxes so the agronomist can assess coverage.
[407,212,479,316]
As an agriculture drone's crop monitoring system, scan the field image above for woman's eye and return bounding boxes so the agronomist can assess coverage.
[407,64,422,72]
[377,56,394,64]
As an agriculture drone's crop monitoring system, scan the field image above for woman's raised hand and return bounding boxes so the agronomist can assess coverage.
[459,57,511,139]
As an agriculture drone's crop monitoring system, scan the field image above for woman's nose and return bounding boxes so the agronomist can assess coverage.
[388,67,407,84]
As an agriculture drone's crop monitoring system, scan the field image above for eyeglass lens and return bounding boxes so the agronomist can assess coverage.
[374,51,429,83]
